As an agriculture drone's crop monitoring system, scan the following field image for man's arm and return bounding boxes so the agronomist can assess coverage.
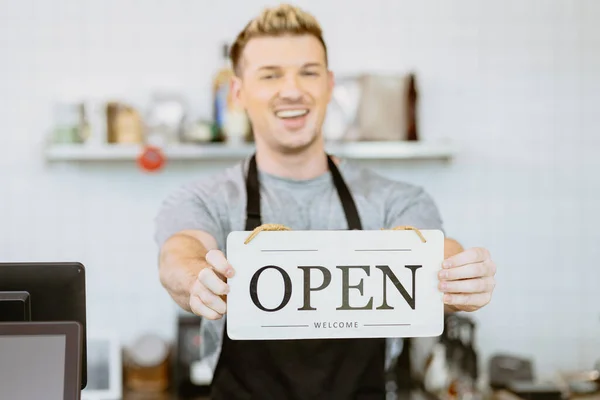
[158,229,218,312]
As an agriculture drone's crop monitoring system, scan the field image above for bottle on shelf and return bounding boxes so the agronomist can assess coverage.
[212,42,249,144]
[405,73,419,142]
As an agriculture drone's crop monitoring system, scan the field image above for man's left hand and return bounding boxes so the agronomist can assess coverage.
[438,247,496,312]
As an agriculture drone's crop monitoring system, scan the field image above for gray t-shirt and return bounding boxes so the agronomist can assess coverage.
[154,157,444,373]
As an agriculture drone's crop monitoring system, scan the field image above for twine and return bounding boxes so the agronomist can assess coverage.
[384,225,427,243]
[244,224,426,244]
[244,224,292,244]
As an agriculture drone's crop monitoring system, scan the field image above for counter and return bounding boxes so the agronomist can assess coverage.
[121,389,439,400]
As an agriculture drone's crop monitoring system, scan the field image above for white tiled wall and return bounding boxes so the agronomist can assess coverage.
[1,0,599,379]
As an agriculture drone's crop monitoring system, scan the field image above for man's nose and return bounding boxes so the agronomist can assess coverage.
[278,74,304,99]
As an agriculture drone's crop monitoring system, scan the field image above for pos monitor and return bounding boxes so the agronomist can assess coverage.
[0,321,83,400]
[0,262,88,389]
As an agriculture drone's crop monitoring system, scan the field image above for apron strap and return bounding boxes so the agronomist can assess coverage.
[244,153,362,231]
[326,155,362,230]
[245,154,262,231]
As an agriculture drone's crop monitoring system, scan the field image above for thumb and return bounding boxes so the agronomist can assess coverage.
[206,249,235,279]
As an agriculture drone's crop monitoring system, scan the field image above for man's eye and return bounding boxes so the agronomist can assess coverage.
[302,71,319,76]
[261,74,277,80]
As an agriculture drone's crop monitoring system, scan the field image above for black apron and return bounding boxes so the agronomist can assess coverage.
[210,154,387,400]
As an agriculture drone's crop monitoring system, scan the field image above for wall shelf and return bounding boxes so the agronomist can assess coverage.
[43,140,457,162]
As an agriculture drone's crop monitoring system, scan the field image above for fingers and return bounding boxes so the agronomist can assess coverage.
[438,247,496,312]
[189,280,228,319]
[443,247,490,268]
[190,294,224,320]
[189,267,229,319]
[439,276,495,294]
[439,260,495,281]
[198,289,227,315]
[206,249,235,278]
[443,292,492,308]
[187,249,236,319]
[198,268,229,296]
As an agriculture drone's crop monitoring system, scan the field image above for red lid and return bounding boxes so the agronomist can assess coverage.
[137,146,166,172]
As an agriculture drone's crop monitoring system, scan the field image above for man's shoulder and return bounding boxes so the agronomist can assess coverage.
[180,159,247,195]
[339,159,424,198]
[339,159,443,230]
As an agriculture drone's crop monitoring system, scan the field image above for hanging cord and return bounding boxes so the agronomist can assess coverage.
[244,224,292,244]
[244,224,426,244]
[384,225,427,243]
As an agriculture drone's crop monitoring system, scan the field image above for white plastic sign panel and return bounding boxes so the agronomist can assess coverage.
[226,229,445,340]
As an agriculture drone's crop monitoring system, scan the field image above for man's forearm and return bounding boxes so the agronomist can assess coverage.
[159,233,211,313]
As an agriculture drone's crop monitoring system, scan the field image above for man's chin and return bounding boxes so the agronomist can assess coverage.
[276,133,321,154]
[273,142,307,155]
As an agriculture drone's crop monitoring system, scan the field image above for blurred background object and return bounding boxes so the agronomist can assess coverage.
[212,42,250,144]
[106,102,144,144]
[124,334,171,394]
[355,73,417,142]
[324,72,421,143]
[144,92,187,147]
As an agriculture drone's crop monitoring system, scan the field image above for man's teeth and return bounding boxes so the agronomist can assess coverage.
[275,109,308,118]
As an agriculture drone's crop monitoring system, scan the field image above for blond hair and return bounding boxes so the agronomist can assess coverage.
[230,4,328,75]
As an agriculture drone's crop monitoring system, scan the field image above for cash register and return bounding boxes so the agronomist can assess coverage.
[0,262,88,400]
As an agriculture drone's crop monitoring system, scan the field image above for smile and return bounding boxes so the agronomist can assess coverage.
[274,109,309,119]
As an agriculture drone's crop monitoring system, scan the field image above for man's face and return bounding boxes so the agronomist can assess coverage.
[232,34,333,154]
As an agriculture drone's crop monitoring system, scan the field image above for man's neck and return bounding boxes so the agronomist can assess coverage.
[254,140,330,180]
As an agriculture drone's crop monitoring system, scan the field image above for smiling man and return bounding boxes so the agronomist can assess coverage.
[230,31,330,159]
[155,4,496,399]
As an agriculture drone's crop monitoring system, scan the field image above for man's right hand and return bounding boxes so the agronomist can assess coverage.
[189,249,236,320]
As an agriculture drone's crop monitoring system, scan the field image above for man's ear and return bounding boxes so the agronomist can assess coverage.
[327,70,335,102]
[230,75,244,108]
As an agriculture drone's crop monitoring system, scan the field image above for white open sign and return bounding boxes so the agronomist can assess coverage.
[226,229,445,340]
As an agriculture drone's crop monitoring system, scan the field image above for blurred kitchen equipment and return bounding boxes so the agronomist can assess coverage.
[77,103,91,143]
[173,314,210,398]
[405,73,419,141]
[350,74,402,141]
[52,101,88,144]
[444,314,479,399]
[423,341,451,394]
[145,93,187,147]
[560,369,600,384]
[124,334,171,393]
[557,367,600,397]
[323,76,362,141]
[106,102,143,144]
[419,314,481,399]
[324,73,421,143]
[448,315,478,381]
[181,120,214,144]
[489,354,535,390]
[505,381,563,400]
[568,380,599,396]
[354,73,418,142]
[212,42,250,144]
